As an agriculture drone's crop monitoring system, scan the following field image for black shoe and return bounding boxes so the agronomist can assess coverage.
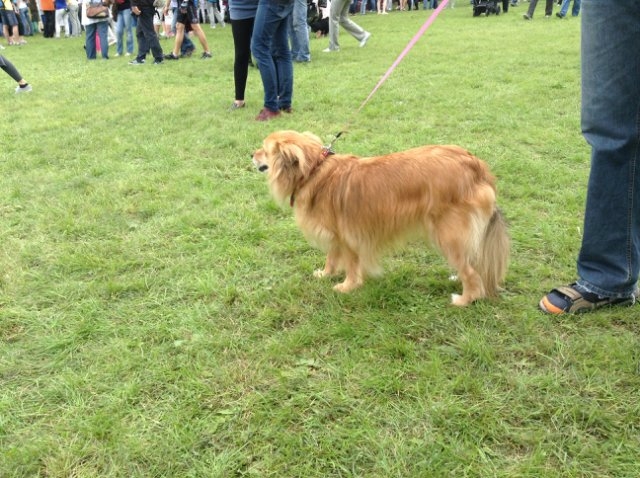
[153,59,164,65]
[164,53,179,60]
[129,58,145,65]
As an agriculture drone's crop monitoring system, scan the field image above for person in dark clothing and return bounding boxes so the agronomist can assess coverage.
[522,0,553,19]
[1,54,32,93]
[129,0,164,64]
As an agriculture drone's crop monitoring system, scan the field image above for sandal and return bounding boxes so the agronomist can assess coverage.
[539,283,639,315]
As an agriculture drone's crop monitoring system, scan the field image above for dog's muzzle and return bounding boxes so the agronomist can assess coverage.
[252,155,269,172]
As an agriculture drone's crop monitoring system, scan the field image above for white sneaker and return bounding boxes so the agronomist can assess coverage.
[359,31,371,47]
[322,47,339,53]
[15,83,32,94]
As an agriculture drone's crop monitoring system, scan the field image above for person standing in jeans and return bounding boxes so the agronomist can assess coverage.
[288,0,310,62]
[130,0,164,64]
[250,0,294,121]
[82,0,110,59]
[539,0,640,314]
[115,0,135,56]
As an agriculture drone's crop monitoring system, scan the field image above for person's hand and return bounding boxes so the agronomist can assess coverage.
[131,5,140,14]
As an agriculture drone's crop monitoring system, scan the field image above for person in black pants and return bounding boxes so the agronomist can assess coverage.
[228,0,258,110]
[1,54,32,93]
[129,0,164,64]
[522,0,553,19]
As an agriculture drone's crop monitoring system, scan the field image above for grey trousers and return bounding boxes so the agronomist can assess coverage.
[327,0,368,50]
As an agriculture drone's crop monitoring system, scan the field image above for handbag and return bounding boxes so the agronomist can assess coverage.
[86,2,109,18]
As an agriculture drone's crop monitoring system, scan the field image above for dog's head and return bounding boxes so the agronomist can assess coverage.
[252,130,325,205]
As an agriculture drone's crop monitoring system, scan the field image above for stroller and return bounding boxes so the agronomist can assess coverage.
[472,0,501,16]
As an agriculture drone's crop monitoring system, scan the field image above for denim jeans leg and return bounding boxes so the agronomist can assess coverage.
[290,0,310,61]
[577,0,640,297]
[117,15,125,55]
[273,16,293,108]
[251,0,294,111]
[85,24,97,59]
[97,21,109,58]
[124,9,134,53]
[572,0,580,16]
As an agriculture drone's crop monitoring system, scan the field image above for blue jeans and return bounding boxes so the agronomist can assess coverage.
[288,0,310,61]
[559,0,580,17]
[19,7,32,36]
[116,8,134,55]
[251,0,294,112]
[577,0,640,298]
[85,21,109,59]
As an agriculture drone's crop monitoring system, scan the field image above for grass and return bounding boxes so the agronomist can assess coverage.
[2,4,640,477]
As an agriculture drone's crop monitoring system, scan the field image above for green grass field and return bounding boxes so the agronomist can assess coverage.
[2,4,640,477]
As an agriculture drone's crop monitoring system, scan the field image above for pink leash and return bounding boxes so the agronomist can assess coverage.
[327,0,450,149]
[356,0,450,114]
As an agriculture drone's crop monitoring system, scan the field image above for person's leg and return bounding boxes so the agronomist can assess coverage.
[572,0,580,16]
[327,0,346,50]
[68,5,81,36]
[231,17,253,103]
[192,24,211,53]
[540,1,640,314]
[98,20,109,58]
[172,21,186,55]
[54,9,63,37]
[0,54,25,82]
[544,0,553,15]
[251,0,286,113]
[123,9,134,54]
[291,0,309,61]
[116,13,125,55]
[524,0,537,17]
[85,23,97,59]
[577,1,640,298]
[272,7,293,109]
[338,0,367,43]
[135,8,160,61]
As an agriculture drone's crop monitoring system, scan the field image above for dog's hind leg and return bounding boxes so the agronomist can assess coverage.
[434,217,486,306]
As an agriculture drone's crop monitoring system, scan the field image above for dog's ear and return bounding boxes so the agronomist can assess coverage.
[276,141,305,172]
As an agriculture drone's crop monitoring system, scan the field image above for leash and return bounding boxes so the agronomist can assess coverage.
[323,0,450,152]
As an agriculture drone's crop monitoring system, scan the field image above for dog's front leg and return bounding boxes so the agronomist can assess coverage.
[333,250,363,293]
[313,249,341,279]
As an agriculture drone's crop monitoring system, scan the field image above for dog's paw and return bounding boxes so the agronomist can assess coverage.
[451,293,470,307]
[333,283,351,293]
[313,269,327,279]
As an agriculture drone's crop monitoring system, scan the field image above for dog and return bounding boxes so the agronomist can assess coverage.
[252,130,509,306]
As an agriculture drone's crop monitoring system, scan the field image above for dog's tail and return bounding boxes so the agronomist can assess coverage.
[476,208,510,297]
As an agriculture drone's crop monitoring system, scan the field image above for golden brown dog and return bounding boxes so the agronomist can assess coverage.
[252,130,509,306]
